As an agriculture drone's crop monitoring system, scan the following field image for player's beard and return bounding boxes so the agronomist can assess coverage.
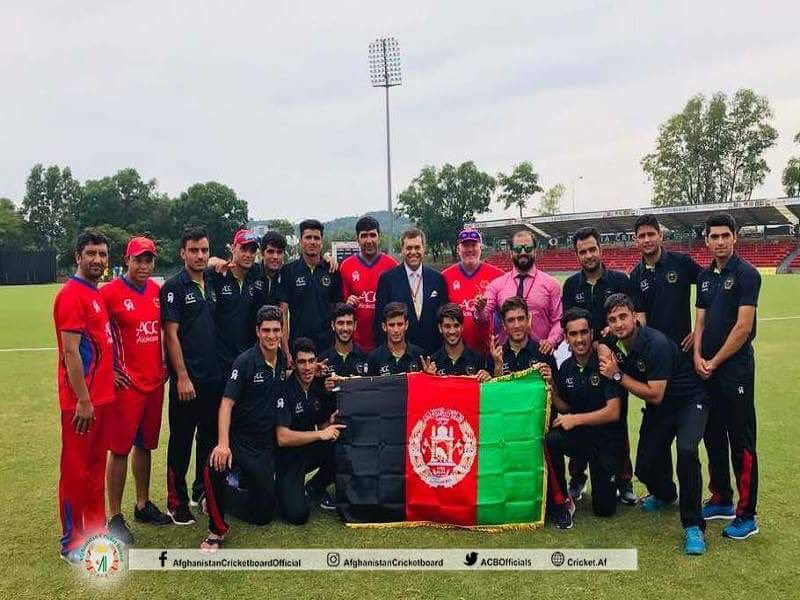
[512,254,533,272]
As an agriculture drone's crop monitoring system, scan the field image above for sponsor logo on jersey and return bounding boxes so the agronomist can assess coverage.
[135,320,159,344]
[123,299,135,311]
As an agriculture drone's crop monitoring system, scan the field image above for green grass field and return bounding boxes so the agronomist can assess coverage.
[1,278,798,599]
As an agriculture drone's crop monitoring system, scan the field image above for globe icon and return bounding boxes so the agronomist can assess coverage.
[551,551,566,567]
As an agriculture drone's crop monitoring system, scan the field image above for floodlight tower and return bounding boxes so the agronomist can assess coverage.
[369,37,402,254]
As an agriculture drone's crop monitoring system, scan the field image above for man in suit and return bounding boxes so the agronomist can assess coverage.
[373,228,448,354]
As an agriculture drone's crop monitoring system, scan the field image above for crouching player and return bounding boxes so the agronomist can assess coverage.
[275,338,344,524]
[200,306,288,551]
[421,303,491,380]
[541,308,625,529]
[599,294,709,555]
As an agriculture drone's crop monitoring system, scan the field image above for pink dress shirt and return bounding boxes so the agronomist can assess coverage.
[474,266,564,346]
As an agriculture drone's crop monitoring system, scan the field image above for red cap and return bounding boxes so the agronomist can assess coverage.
[232,229,258,247]
[125,236,157,257]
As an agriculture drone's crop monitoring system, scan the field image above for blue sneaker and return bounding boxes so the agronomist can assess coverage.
[60,547,84,566]
[640,494,675,512]
[684,526,706,555]
[702,499,735,520]
[723,516,759,540]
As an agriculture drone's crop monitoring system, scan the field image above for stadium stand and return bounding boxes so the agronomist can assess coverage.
[472,197,800,274]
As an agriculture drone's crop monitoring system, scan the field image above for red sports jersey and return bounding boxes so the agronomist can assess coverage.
[340,253,399,352]
[100,276,166,392]
[442,261,504,357]
[53,276,116,411]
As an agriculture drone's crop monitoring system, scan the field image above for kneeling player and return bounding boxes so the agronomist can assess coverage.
[599,294,709,556]
[542,308,624,529]
[367,302,425,375]
[200,306,287,551]
[318,302,369,389]
[489,296,557,377]
[275,338,344,524]
[422,303,491,380]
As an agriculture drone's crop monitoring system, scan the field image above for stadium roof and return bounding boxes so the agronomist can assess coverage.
[468,197,800,239]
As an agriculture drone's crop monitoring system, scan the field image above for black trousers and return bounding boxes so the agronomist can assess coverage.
[703,352,758,518]
[568,396,633,487]
[545,428,621,517]
[276,441,335,525]
[166,378,222,512]
[203,439,276,535]
[635,397,708,528]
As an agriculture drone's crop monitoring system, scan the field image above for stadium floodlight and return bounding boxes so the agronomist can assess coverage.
[368,37,402,254]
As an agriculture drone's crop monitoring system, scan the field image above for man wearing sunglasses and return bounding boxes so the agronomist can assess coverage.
[474,229,563,355]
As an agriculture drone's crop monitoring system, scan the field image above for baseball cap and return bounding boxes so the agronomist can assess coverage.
[232,229,259,247]
[125,236,157,257]
[457,228,482,244]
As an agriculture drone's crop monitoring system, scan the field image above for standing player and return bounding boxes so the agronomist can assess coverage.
[423,303,491,380]
[200,306,288,551]
[54,230,116,563]
[489,296,558,377]
[340,216,398,352]
[441,228,503,358]
[281,219,342,352]
[248,231,289,345]
[367,302,425,375]
[475,229,563,354]
[629,214,702,349]
[694,214,761,540]
[161,226,222,525]
[373,228,448,354]
[599,294,709,555]
[561,227,636,505]
[101,237,171,545]
[275,338,345,524]
[542,308,625,529]
[208,229,261,377]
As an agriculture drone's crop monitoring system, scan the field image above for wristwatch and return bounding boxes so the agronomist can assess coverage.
[612,371,622,382]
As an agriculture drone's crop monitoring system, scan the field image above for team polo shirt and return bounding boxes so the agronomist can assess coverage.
[224,345,287,448]
[206,266,260,371]
[441,261,504,357]
[319,345,369,377]
[100,276,165,392]
[429,345,486,376]
[340,253,398,352]
[281,257,342,351]
[498,337,558,375]
[160,269,221,383]
[274,376,330,463]
[562,266,631,338]
[53,276,115,411]
[696,253,761,362]
[555,353,624,444]
[367,343,425,376]
[247,266,288,343]
[629,250,701,345]
[609,325,704,412]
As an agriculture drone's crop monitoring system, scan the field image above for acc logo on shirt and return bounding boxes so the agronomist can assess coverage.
[565,377,575,388]
[640,279,650,292]
[253,280,264,290]
[185,292,197,304]
[295,401,304,414]
[575,292,585,303]
[135,320,159,341]
[221,284,233,296]
[666,271,678,284]
[295,276,306,287]
[380,365,391,375]
[253,371,264,383]
[701,280,710,293]
[724,276,735,290]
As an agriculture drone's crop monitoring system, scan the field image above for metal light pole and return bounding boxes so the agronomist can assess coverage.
[369,37,402,254]
[572,175,584,213]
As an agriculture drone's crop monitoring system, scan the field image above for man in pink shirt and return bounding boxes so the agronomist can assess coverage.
[474,229,563,354]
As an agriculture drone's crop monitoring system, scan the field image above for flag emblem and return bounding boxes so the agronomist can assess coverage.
[408,408,476,489]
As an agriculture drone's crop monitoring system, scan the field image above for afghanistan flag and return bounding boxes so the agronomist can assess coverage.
[334,369,550,529]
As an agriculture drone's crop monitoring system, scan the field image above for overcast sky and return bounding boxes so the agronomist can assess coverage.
[2,1,798,222]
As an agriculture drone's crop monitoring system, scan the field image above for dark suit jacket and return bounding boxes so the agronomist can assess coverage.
[373,264,449,354]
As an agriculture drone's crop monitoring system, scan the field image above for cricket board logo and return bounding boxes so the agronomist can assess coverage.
[408,408,477,488]
[81,534,124,578]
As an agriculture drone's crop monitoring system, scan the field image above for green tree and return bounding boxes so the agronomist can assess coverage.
[266,218,295,238]
[397,162,495,260]
[0,198,34,248]
[20,164,82,246]
[496,162,544,219]
[783,132,800,197]
[539,184,565,216]
[171,182,249,258]
[642,89,778,206]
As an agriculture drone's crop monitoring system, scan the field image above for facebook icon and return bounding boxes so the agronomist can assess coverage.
[159,550,168,567]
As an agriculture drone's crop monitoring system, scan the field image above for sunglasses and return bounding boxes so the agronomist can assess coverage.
[512,244,535,253]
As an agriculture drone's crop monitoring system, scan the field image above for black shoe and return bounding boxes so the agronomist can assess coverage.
[618,482,638,506]
[319,492,336,511]
[555,499,575,530]
[305,484,325,503]
[169,504,197,526]
[134,501,172,526]
[108,513,135,545]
